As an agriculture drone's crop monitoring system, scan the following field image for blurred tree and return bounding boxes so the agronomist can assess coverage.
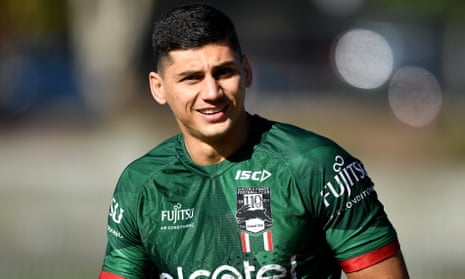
[0,0,68,39]
[0,0,77,117]
[67,0,156,116]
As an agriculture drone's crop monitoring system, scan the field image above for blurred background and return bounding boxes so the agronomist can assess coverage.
[0,0,464,278]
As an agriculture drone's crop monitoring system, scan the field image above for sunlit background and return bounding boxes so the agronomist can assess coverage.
[1,0,464,278]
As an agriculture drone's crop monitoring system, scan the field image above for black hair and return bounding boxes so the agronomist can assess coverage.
[151,3,242,72]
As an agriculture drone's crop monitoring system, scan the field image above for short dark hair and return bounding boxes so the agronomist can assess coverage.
[151,3,242,72]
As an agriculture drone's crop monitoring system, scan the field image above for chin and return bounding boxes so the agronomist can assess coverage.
[200,123,234,142]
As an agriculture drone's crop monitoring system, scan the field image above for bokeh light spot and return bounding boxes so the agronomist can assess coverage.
[388,66,442,127]
[333,28,394,90]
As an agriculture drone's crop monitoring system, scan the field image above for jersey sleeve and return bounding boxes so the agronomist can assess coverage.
[313,147,400,272]
[100,169,154,279]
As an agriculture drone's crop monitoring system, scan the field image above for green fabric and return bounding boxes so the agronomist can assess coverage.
[101,114,397,278]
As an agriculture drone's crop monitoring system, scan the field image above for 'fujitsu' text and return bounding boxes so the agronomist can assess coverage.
[321,155,369,207]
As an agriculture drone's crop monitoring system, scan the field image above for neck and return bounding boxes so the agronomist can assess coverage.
[184,113,250,166]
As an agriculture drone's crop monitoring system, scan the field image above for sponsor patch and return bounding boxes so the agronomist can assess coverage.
[236,187,273,253]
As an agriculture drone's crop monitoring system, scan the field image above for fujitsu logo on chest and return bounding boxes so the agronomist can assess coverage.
[161,203,195,224]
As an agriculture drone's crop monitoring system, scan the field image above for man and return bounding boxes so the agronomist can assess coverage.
[99,3,409,279]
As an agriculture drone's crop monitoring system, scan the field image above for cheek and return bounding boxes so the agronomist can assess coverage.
[168,98,188,116]
[232,84,247,105]
[224,78,245,98]
[165,91,194,118]
[164,85,187,105]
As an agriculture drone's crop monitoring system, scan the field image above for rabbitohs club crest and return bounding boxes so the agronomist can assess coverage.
[236,187,273,253]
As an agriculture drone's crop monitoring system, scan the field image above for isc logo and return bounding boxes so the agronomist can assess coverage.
[235,169,272,182]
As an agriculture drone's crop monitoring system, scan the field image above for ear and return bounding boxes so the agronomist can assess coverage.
[149,71,167,105]
[242,55,253,88]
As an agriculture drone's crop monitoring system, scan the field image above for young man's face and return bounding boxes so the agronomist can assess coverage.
[149,43,253,144]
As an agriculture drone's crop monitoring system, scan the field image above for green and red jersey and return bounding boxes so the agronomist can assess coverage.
[100,114,399,279]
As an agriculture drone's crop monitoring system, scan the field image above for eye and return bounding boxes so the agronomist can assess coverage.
[180,73,203,83]
[214,67,237,79]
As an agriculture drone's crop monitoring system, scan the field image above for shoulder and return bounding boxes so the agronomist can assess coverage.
[253,115,348,163]
[253,115,366,193]
[115,135,180,193]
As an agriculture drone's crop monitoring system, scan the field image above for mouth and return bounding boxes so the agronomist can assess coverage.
[197,105,228,115]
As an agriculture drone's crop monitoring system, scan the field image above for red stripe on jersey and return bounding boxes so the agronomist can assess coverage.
[241,232,250,253]
[263,230,273,251]
[99,270,126,279]
[340,240,400,273]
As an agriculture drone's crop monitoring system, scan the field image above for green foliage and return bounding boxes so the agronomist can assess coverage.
[0,0,69,37]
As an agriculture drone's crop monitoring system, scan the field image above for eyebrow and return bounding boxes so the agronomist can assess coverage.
[175,60,238,79]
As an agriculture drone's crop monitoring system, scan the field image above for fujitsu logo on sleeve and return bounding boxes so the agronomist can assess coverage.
[109,198,124,224]
[320,155,374,208]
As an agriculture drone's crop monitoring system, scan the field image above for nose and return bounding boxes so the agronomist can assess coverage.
[201,75,223,100]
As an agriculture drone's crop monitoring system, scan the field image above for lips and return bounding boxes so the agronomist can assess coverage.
[196,105,230,122]
[198,105,227,115]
